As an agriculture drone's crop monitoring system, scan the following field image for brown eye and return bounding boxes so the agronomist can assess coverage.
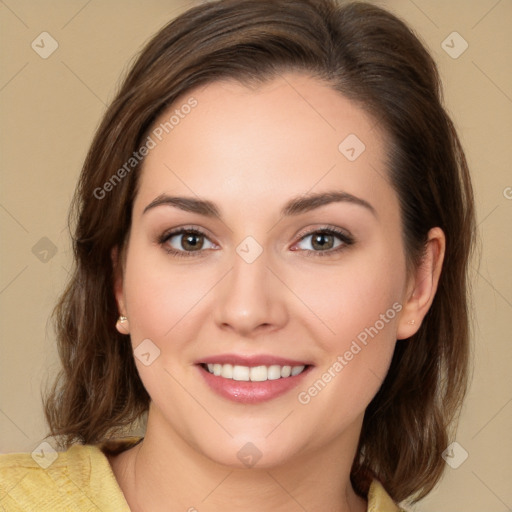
[310,232,336,250]
[159,228,216,257]
[294,228,354,257]
[178,231,205,251]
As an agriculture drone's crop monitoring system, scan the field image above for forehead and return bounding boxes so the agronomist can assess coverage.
[134,72,394,218]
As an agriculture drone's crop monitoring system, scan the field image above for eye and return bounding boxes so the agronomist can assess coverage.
[158,225,354,259]
[159,227,216,257]
[293,227,354,257]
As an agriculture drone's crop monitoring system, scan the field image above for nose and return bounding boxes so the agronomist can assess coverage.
[213,248,289,338]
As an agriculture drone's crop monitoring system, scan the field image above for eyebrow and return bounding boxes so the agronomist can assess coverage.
[142,190,377,219]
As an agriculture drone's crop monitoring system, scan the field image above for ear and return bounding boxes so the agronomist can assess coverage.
[396,227,445,340]
[112,246,130,334]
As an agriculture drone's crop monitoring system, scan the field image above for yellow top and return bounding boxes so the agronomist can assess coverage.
[0,437,404,511]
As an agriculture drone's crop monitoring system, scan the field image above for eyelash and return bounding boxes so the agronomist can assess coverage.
[158,225,355,259]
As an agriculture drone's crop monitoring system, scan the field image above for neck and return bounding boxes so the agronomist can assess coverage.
[109,405,367,512]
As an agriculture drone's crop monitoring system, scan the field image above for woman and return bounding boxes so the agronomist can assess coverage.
[0,0,475,510]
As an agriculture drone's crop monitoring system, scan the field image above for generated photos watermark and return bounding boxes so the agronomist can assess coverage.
[297,301,403,405]
[93,97,198,200]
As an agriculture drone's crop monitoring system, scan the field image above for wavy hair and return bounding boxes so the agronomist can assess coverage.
[43,0,476,504]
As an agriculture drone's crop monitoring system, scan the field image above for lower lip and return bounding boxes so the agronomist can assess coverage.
[197,365,312,404]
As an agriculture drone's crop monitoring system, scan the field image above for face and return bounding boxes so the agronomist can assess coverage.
[114,72,414,468]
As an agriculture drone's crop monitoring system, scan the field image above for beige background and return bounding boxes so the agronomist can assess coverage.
[0,0,511,510]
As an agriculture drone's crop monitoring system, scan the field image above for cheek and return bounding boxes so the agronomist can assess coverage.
[123,239,200,337]
[123,255,166,338]
[295,272,402,430]
[122,240,223,379]
[296,242,405,348]
[293,243,404,407]
[121,245,199,412]
[122,241,189,365]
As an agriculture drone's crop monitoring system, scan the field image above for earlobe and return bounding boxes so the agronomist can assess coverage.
[116,315,130,335]
[397,227,445,340]
[111,246,129,334]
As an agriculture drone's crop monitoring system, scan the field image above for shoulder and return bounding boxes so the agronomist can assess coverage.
[367,479,407,512]
[0,437,141,511]
[0,445,97,511]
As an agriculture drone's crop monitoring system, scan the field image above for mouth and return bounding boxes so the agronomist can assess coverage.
[195,355,313,404]
[200,362,309,381]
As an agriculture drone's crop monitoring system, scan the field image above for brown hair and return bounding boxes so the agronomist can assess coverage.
[43,0,476,504]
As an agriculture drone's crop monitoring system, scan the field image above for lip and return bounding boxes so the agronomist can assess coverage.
[197,353,313,367]
[195,354,314,404]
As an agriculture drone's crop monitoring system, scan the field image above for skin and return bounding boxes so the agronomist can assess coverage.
[109,72,445,512]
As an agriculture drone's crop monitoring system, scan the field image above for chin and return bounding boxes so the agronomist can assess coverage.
[194,433,303,470]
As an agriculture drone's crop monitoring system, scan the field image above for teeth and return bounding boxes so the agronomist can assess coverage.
[204,363,306,381]
[232,365,250,381]
[250,365,267,382]
[267,365,281,380]
[291,365,304,376]
[221,364,233,379]
[280,365,291,377]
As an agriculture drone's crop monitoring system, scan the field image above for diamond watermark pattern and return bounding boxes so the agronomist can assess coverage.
[31,441,58,469]
[441,32,468,59]
[236,236,263,264]
[31,32,59,59]
[442,441,469,469]
[338,134,366,161]
[134,338,161,366]
[237,442,263,467]
[31,237,58,263]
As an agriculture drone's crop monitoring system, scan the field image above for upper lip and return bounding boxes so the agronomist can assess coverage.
[196,354,313,367]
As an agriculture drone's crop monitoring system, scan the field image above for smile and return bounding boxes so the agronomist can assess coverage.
[196,355,313,404]
[202,363,307,381]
